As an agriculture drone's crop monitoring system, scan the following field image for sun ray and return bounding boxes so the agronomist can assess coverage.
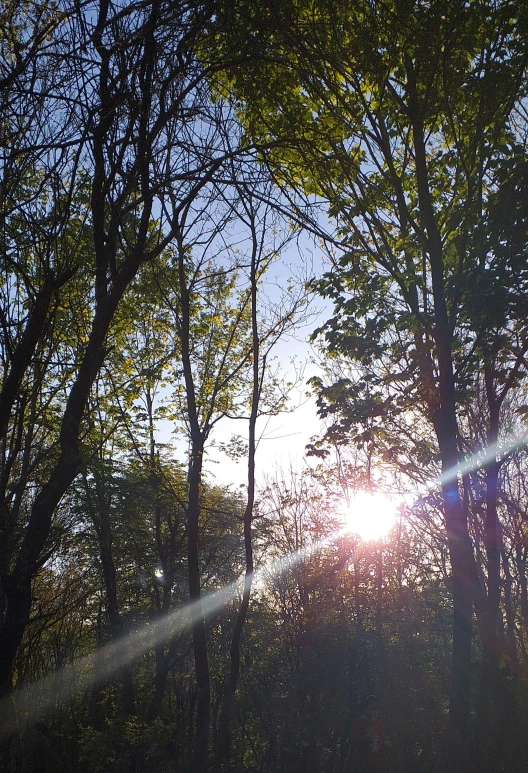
[0,534,341,741]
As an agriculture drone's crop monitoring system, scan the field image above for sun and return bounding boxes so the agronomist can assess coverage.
[340,490,398,541]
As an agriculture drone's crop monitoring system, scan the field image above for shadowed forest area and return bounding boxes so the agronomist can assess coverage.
[1,1,528,772]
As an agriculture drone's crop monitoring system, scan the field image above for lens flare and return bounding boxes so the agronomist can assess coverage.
[340,491,398,541]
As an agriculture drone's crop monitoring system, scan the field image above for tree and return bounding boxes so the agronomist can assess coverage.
[0,0,253,744]
[212,177,306,772]
[155,165,307,771]
[213,1,528,767]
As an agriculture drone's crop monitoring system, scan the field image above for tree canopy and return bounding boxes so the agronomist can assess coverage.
[1,2,528,773]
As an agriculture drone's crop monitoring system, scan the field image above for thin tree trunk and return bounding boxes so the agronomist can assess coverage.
[476,365,502,770]
[375,546,391,690]
[501,546,517,666]
[187,456,210,773]
[177,232,211,773]
[88,471,135,719]
[213,221,260,773]
[145,388,176,724]
[146,645,171,724]
[483,365,501,669]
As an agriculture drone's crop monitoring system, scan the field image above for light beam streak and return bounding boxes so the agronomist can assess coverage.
[0,581,236,742]
[0,534,336,742]
[440,434,527,486]
[1,431,526,741]
[413,432,528,505]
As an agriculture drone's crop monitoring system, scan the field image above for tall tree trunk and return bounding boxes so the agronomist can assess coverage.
[407,57,480,768]
[0,0,160,711]
[0,289,140,771]
[434,331,478,773]
[0,287,132,704]
[187,455,210,773]
[177,234,211,773]
[213,224,259,773]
